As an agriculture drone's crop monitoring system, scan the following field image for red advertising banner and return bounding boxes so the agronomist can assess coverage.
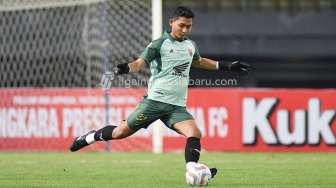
[240,89,336,151]
[0,88,151,151]
[0,88,335,152]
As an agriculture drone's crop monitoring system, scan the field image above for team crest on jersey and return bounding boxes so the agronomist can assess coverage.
[188,49,193,56]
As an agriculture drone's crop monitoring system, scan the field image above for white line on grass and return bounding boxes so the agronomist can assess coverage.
[60,159,152,164]
[16,160,37,164]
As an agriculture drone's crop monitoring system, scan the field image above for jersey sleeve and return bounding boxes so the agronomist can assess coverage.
[191,40,200,61]
[139,40,162,65]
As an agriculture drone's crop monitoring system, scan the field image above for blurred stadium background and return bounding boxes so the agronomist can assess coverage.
[0,0,335,153]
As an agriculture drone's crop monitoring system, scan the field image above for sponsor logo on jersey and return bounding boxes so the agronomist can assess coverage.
[172,62,189,77]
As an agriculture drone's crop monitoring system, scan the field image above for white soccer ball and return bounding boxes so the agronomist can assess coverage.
[185,163,212,186]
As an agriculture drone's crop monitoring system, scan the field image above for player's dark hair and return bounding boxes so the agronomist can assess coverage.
[173,6,195,20]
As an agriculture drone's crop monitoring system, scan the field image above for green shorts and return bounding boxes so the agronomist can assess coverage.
[126,98,194,131]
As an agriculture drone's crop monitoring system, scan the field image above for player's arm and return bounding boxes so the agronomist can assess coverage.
[128,58,147,73]
[192,58,217,70]
[192,57,250,76]
[113,58,147,75]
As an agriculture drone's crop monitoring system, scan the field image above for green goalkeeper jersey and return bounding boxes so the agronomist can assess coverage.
[139,31,200,107]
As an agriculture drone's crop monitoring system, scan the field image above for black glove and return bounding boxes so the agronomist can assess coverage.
[218,61,250,76]
[114,63,130,75]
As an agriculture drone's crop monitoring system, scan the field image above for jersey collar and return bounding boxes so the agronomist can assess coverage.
[164,31,189,42]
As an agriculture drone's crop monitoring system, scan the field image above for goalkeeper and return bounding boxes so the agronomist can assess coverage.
[70,6,250,179]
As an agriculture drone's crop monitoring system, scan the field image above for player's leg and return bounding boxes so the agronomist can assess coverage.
[173,119,202,164]
[69,121,135,152]
[161,109,200,158]
[91,121,138,142]
[172,120,217,178]
[69,97,161,152]
[161,105,218,178]
[161,106,202,164]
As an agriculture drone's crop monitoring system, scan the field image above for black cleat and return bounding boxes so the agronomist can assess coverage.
[210,168,217,178]
[69,130,96,152]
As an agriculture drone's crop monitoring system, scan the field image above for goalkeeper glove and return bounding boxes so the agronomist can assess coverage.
[114,63,130,75]
[218,61,250,76]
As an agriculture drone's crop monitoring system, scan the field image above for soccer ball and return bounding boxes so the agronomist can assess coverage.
[185,163,211,186]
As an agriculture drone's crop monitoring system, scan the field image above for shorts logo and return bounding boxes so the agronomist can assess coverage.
[135,113,147,126]
[136,113,147,121]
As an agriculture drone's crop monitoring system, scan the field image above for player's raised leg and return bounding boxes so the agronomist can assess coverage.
[69,121,135,152]
[69,97,159,152]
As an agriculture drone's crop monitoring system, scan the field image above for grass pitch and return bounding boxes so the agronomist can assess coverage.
[0,152,335,188]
